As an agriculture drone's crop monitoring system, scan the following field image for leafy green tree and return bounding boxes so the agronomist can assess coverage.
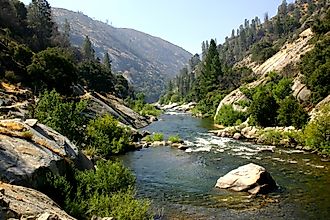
[78,61,114,93]
[277,96,308,128]
[86,114,132,156]
[32,90,87,142]
[272,77,292,102]
[301,35,330,104]
[215,104,247,126]
[27,0,54,50]
[303,103,330,153]
[27,47,77,93]
[251,41,277,63]
[249,87,279,127]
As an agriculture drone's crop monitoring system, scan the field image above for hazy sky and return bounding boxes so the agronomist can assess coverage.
[21,0,294,54]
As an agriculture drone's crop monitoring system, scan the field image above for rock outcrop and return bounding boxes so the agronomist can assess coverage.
[214,29,314,121]
[252,29,313,76]
[0,182,76,220]
[215,163,277,194]
[0,119,93,188]
[0,82,33,120]
[83,91,149,129]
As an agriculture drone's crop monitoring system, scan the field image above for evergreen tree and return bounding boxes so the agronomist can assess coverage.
[27,0,54,50]
[62,18,71,46]
[103,52,112,71]
[82,35,95,60]
[200,39,222,96]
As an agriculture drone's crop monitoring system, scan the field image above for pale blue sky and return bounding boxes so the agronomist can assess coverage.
[21,0,294,54]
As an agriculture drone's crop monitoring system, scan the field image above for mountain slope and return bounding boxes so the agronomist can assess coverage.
[52,8,192,102]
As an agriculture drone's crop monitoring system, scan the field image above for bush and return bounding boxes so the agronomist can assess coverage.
[32,90,87,142]
[140,104,162,117]
[251,41,278,64]
[42,160,151,219]
[27,47,77,94]
[300,35,330,104]
[168,135,181,143]
[88,189,151,220]
[143,133,164,142]
[303,103,330,154]
[86,114,132,156]
[277,96,308,128]
[249,88,279,127]
[272,77,293,102]
[152,133,164,141]
[214,105,247,126]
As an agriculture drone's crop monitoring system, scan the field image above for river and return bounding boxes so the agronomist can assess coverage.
[119,112,330,219]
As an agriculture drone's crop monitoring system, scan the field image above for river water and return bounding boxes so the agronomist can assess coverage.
[119,112,330,219]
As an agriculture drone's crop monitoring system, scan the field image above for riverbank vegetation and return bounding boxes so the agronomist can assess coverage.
[160,1,329,155]
[125,93,162,117]
[0,0,152,218]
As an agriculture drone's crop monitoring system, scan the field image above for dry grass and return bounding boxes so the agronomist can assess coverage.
[0,121,25,132]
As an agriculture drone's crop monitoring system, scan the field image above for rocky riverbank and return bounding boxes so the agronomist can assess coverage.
[209,123,328,157]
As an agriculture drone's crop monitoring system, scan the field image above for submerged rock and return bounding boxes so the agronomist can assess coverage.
[215,163,277,195]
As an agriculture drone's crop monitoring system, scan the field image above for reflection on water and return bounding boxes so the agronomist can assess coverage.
[119,114,330,219]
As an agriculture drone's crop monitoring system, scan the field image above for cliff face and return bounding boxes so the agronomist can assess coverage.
[215,28,314,120]
[52,8,192,102]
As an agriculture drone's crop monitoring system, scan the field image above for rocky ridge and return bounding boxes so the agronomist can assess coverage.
[52,8,192,102]
[215,28,314,120]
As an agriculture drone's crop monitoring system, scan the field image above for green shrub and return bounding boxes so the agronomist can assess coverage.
[214,104,247,126]
[277,96,308,128]
[143,135,153,142]
[27,47,77,93]
[272,77,293,102]
[300,35,330,104]
[249,87,279,127]
[88,189,151,220]
[86,114,132,156]
[143,133,164,142]
[140,104,162,117]
[76,160,135,197]
[251,41,278,64]
[170,94,180,103]
[168,135,181,143]
[41,160,151,219]
[152,133,164,141]
[32,90,87,142]
[303,103,330,154]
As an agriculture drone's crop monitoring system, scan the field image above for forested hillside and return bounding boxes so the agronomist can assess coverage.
[161,0,329,153]
[53,8,192,102]
[0,0,154,218]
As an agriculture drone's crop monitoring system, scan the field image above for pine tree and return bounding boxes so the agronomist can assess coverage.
[103,52,112,71]
[27,0,54,50]
[82,35,95,60]
[200,39,222,96]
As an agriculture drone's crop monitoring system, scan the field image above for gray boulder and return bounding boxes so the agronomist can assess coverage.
[215,163,277,194]
[0,182,75,220]
[0,119,93,188]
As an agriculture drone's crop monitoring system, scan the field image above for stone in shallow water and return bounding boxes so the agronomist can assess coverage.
[215,163,277,195]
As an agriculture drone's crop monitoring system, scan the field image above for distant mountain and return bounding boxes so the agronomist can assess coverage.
[52,8,192,102]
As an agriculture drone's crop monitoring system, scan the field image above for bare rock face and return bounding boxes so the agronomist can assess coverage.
[215,163,277,194]
[0,119,93,188]
[83,92,149,129]
[0,182,75,220]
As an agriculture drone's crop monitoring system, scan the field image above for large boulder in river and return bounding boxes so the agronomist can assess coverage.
[0,119,93,188]
[0,182,75,219]
[215,163,277,194]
